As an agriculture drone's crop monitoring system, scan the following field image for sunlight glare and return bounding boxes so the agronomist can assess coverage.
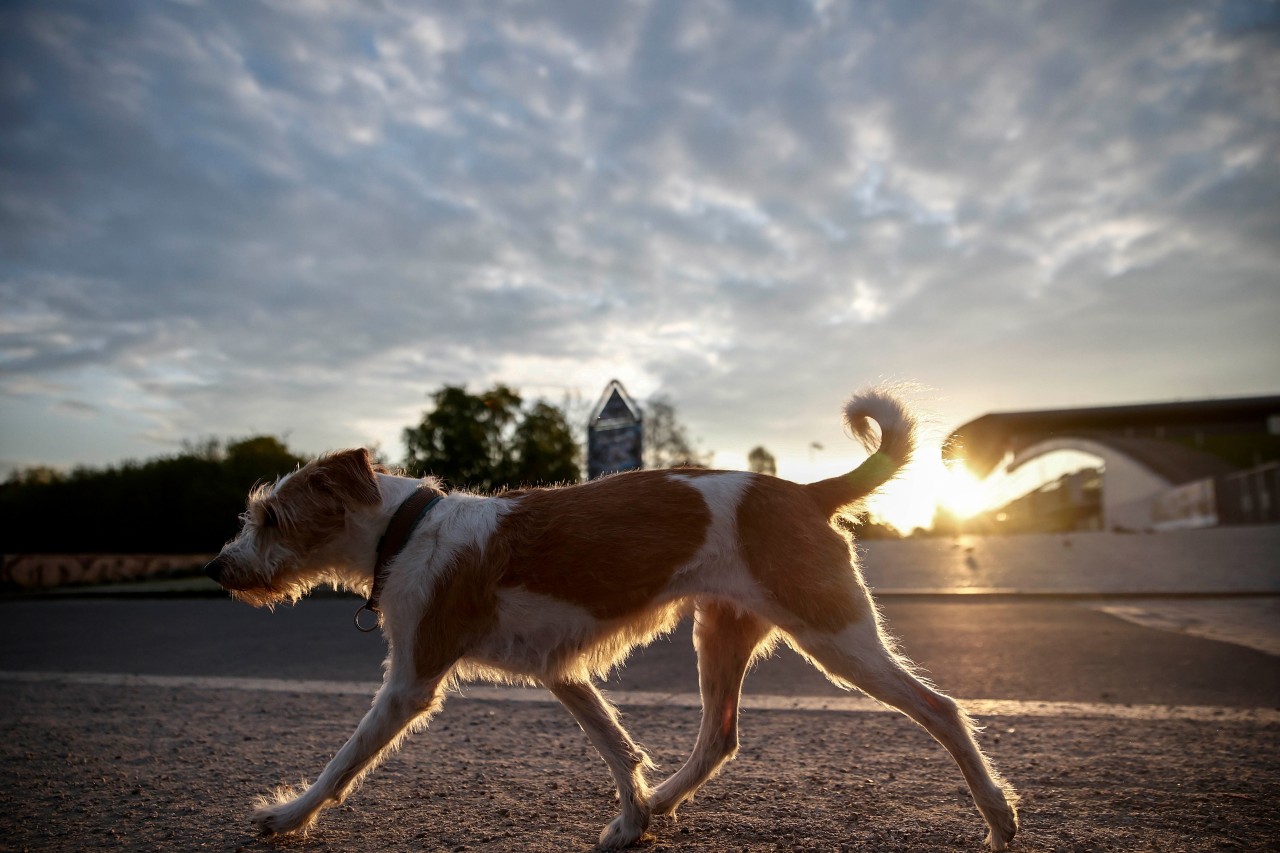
[771,444,994,533]
[936,463,989,519]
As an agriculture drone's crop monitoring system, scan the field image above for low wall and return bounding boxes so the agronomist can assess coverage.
[858,525,1280,595]
[1,554,215,590]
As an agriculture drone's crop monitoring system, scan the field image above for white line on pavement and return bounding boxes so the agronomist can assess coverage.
[1093,599,1280,657]
[3,669,1276,724]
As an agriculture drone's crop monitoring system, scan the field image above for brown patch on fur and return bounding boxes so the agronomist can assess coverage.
[314,448,382,507]
[264,450,381,554]
[414,543,500,682]
[736,477,866,633]
[490,471,712,620]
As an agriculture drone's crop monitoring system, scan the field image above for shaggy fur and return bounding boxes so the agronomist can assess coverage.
[205,388,1018,850]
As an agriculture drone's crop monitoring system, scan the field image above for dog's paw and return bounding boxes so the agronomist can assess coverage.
[596,811,649,850]
[983,804,1019,851]
[251,793,317,837]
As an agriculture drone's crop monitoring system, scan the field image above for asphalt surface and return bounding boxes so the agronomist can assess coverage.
[2,596,1279,709]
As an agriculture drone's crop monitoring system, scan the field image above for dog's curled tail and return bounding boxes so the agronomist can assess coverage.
[805,387,918,518]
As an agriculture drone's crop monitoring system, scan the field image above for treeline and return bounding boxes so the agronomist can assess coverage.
[2,384,708,554]
[1,436,306,554]
[2,382,838,554]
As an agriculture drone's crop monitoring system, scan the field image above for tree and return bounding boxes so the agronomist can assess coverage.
[402,384,581,490]
[510,401,581,486]
[403,385,519,490]
[224,436,304,483]
[747,446,777,476]
[643,395,710,469]
[0,436,306,554]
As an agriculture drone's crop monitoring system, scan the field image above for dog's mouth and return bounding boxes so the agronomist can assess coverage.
[204,557,252,589]
[204,550,322,608]
[205,557,274,594]
[219,579,298,609]
[227,587,285,608]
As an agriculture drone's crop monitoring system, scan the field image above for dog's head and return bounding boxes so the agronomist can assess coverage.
[205,448,383,607]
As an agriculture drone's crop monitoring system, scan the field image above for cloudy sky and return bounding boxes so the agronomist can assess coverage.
[2,0,1278,525]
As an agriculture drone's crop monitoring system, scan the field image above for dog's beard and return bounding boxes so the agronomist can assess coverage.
[216,552,309,608]
[224,559,364,608]
[228,583,298,609]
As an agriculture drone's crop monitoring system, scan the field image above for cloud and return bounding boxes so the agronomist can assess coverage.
[1,0,1277,477]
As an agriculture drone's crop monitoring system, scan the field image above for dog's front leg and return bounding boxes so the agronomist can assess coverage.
[253,675,447,836]
[548,681,654,850]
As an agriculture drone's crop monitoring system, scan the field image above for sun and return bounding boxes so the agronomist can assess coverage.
[852,453,992,533]
[780,445,994,533]
[936,463,989,519]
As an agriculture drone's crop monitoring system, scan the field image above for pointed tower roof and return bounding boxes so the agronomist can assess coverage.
[589,379,642,429]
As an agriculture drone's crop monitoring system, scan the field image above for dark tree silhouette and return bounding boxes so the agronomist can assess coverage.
[402,384,581,491]
[509,400,582,486]
[747,446,777,476]
[642,395,710,469]
[1,386,582,555]
[0,436,306,553]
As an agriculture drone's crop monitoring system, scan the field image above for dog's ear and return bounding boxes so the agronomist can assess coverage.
[317,448,382,507]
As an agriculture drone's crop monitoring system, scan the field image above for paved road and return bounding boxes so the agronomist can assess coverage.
[4,594,1279,851]
[3,596,1277,708]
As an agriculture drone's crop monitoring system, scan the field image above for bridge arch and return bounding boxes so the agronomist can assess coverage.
[1008,436,1180,531]
[944,397,1279,531]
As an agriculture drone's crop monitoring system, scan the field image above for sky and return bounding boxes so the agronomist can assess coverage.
[2,0,1278,529]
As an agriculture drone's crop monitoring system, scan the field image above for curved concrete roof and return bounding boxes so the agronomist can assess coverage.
[1006,431,1236,486]
[946,395,1280,479]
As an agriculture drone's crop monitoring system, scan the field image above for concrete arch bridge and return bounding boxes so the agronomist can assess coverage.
[945,396,1280,531]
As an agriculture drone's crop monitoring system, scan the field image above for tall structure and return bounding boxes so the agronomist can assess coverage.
[587,380,643,479]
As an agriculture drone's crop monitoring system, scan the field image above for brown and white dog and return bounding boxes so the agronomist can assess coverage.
[205,388,1018,850]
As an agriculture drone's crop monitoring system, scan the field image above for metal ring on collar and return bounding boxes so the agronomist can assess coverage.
[354,603,381,633]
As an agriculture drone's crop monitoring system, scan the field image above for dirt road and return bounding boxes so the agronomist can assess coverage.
[2,674,1276,852]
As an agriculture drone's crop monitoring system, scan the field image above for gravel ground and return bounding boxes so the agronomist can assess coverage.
[1,680,1277,852]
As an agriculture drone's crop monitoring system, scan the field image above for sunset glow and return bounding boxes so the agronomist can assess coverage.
[771,448,996,534]
[936,464,990,519]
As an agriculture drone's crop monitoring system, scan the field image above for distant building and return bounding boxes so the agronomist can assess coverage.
[587,380,643,479]
[948,395,1280,532]
[991,468,1104,533]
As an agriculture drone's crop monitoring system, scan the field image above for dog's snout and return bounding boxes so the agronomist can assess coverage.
[204,558,226,584]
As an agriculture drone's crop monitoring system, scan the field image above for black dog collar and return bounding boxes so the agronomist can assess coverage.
[355,488,444,632]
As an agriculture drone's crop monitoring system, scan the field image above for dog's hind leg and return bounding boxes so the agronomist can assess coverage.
[790,615,1019,852]
[650,601,772,816]
[548,680,654,851]
[252,674,448,836]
